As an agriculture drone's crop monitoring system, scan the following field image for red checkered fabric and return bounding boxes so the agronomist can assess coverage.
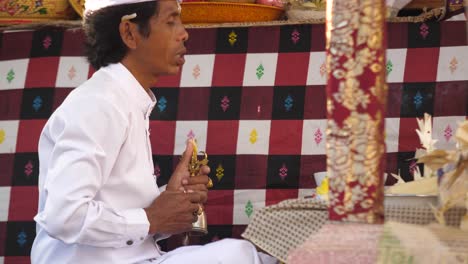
[0,21,467,262]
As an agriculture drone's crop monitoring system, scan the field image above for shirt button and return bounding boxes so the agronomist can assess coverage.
[140,237,144,240]
[126,240,133,246]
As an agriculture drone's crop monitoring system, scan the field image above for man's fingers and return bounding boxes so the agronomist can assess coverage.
[198,191,208,203]
[186,192,203,203]
[188,203,199,214]
[185,183,208,192]
[166,140,194,191]
[178,139,194,168]
[184,175,209,186]
[192,214,199,223]
[200,165,210,175]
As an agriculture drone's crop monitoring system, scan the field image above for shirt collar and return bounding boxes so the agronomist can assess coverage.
[103,63,157,118]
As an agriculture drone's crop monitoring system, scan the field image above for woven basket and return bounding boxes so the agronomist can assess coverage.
[181,2,283,23]
[206,0,256,3]
[0,0,75,25]
[286,8,325,21]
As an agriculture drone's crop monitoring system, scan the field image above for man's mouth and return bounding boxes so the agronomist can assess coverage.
[176,49,186,66]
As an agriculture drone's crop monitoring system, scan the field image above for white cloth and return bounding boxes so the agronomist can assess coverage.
[31,63,161,264]
[85,0,155,13]
[142,239,277,264]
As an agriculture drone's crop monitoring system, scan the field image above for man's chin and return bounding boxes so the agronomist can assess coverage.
[158,67,181,77]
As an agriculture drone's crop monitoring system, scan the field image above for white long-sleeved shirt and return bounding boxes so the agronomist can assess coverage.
[31,63,163,264]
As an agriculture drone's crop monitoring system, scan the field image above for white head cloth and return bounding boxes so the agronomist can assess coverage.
[85,0,156,13]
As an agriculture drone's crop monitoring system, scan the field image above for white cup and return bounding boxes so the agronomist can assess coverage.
[314,171,327,187]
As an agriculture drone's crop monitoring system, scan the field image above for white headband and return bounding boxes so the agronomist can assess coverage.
[85,0,156,13]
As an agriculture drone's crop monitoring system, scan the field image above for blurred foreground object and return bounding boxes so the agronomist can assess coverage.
[180,2,284,23]
[325,0,387,223]
[418,120,468,229]
[0,0,75,25]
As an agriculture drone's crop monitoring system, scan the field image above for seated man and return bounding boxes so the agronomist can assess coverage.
[30,0,276,263]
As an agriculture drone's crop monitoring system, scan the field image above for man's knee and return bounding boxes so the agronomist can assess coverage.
[214,239,258,263]
[223,238,256,252]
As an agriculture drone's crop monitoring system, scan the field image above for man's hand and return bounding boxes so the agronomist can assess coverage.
[145,140,212,235]
[166,140,211,203]
[144,190,203,235]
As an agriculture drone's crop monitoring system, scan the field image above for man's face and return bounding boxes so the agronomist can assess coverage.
[135,0,188,76]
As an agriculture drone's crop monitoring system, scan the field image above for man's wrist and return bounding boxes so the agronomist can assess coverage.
[143,208,156,234]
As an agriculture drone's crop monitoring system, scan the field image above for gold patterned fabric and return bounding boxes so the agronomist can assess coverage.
[286,222,468,264]
[242,198,466,262]
[325,0,387,223]
[242,198,328,263]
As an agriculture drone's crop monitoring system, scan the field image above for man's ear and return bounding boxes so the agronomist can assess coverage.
[119,21,139,50]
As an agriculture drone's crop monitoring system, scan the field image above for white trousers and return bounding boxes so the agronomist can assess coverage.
[143,239,277,264]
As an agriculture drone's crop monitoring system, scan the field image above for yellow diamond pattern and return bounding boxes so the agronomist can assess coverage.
[249,129,258,144]
[228,31,237,46]
[0,129,5,144]
[216,164,224,181]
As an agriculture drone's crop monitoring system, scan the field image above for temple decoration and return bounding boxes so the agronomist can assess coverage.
[325,0,387,223]
[417,120,468,230]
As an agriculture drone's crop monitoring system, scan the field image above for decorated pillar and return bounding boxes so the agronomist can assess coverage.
[465,0,468,39]
[325,0,387,223]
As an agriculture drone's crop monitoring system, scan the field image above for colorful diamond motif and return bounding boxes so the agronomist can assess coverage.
[43,35,52,49]
[291,28,300,44]
[154,163,161,179]
[157,96,167,112]
[0,129,5,144]
[444,125,453,142]
[68,66,76,80]
[17,230,27,247]
[249,129,258,144]
[319,62,326,77]
[24,160,33,178]
[256,64,264,80]
[216,163,224,182]
[245,200,253,218]
[413,91,423,109]
[32,96,43,112]
[220,96,230,112]
[284,95,293,112]
[279,163,288,180]
[449,57,458,74]
[192,64,201,79]
[314,128,323,145]
[419,23,429,39]
[187,130,195,140]
[228,31,237,46]
[6,69,15,83]
[386,60,393,75]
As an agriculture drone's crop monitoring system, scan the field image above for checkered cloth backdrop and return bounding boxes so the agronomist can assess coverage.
[0,21,467,263]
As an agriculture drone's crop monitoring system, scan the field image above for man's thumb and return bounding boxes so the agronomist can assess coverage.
[167,140,195,191]
[179,139,195,167]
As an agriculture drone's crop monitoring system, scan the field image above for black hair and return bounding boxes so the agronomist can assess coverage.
[83,1,159,70]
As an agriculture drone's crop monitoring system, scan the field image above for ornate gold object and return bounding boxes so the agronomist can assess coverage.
[0,0,75,24]
[197,204,203,216]
[207,178,213,189]
[187,139,209,236]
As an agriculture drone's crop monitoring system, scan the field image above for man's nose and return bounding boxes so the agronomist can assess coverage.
[181,27,189,43]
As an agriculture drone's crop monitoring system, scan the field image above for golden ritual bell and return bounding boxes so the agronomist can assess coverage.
[187,139,209,236]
